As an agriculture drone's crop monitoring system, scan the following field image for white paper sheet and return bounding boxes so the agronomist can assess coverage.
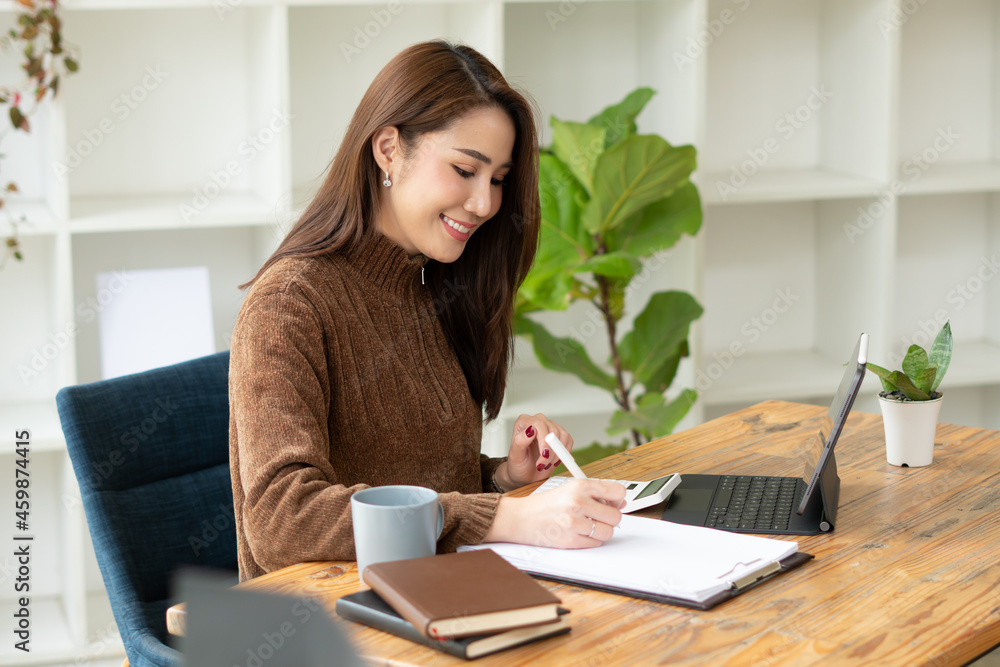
[97,266,215,380]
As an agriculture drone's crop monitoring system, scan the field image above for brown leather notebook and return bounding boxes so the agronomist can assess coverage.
[362,549,562,639]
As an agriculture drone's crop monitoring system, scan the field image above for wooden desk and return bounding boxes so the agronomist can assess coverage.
[168,400,1000,665]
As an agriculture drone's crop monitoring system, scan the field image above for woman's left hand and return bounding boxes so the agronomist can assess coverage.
[495,414,573,491]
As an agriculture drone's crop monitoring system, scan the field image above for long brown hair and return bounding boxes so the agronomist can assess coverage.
[243,41,540,420]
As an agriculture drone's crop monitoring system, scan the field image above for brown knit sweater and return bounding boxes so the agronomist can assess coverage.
[229,233,504,580]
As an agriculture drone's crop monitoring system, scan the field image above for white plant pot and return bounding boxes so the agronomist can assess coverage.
[878,393,943,467]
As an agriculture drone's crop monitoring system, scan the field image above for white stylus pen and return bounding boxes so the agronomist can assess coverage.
[544,433,587,479]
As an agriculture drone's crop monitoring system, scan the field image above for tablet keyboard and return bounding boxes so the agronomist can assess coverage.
[708,475,804,531]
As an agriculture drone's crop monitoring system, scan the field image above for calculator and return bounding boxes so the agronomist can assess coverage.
[530,473,682,513]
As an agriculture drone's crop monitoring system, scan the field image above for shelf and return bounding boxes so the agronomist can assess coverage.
[898,0,999,168]
[69,193,281,233]
[0,597,74,666]
[288,2,500,190]
[0,399,65,454]
[0,592,124,666]
[893,192,996,349]
[62,6,289,205]
[899,162,1000,196]
[933,339,1000,388]
[697,168,884,205]
[500,367,620,420]
[699,348,846,406]
[703,0,894,184]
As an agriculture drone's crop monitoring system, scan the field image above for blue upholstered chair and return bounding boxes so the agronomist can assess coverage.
[57,351,236,667]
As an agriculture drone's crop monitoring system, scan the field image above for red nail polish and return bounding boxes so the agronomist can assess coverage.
[536,463,544,471]
[542,448,550,458]
[545,463,553,470]
[525,425,535,438]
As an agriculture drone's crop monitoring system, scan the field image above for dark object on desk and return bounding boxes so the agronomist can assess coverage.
[179,569,365,667]
[336,590,571,660]
[57,351,236,667]
[363,548,562,638]
[662,333,868,535]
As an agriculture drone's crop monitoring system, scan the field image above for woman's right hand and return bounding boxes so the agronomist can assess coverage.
[482,479,627,549]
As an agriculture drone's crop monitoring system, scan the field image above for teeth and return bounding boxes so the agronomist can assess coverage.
[443,215,470,234]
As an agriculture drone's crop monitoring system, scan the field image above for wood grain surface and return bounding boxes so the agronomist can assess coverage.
[167,400,1000,666]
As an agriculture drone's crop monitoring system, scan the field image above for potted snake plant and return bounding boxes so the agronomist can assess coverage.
[866,322,952,467]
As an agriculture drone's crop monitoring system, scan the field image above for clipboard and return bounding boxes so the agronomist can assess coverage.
[459,515,813,611]
[523,551,814,610]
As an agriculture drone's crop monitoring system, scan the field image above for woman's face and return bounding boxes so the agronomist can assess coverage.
[375,106,516,263]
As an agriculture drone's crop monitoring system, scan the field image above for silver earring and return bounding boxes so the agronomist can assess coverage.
[383,172,392,187]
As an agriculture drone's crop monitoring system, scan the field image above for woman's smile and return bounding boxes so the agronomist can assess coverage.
[441,213,477,240]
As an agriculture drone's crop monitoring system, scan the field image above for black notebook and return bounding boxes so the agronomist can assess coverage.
[335,590,570,660]
[661,333,868,535]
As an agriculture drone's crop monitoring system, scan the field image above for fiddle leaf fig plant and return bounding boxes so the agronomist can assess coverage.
[515,88,703,449]
[867,322,952,401]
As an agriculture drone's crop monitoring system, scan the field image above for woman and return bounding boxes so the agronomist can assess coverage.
[229,40,625,581]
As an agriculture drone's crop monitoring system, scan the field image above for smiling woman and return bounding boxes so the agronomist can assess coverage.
[228,40,628,582]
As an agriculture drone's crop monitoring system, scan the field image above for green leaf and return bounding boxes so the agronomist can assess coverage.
[9,106,27,131]
[550,118,606,195]
[581,136,697,237]
[888,371,931,401]
[64,57,78,73]
[902,344,929,380]
[517,316,618,392]
[642,340,688,395]
[618,291,703,392]
[929,321,952,391]
[518,154,590,311]
[912,366,937,394]
[586,87,655,148]
[606,181,702,257]
[575,251,642,279]
[866,362,899,393]
[607,389,697,439]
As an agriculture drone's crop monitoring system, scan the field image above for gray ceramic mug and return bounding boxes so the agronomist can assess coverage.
[351,485,444,584]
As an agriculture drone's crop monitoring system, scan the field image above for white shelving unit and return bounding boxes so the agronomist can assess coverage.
[2,0,999,663]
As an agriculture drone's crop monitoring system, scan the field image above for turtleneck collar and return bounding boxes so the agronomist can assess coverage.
[339,232,430,298]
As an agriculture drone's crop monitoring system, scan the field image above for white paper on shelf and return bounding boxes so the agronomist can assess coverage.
[460,515,798,603]
[96,266,215,380]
